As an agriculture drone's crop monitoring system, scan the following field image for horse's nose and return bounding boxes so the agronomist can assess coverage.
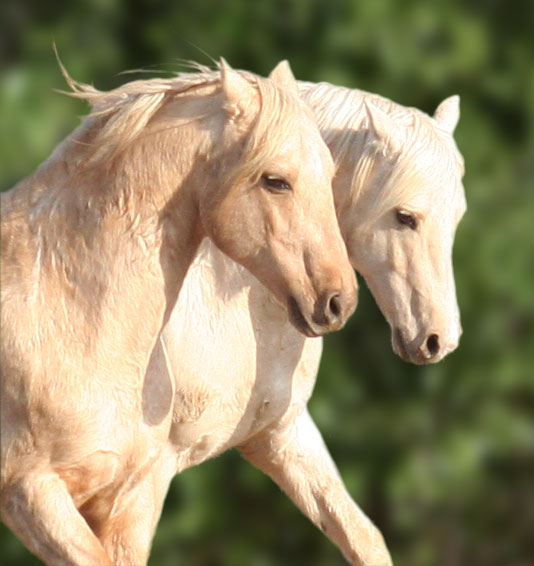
[421,334,440,359]
[325,292,342,325]
[314,289,357,331]
[418,333,459,362]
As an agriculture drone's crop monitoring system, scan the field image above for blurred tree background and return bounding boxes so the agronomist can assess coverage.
[1,1,532,565]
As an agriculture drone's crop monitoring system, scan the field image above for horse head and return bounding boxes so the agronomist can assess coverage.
[335,96,466,364]
[198,60,357,337]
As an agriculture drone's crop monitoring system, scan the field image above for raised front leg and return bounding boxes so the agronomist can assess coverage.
[1,471,113,566]
[239,409,392,566]
[96,448,178,566]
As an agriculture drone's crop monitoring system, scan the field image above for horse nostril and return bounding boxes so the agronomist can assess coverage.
[327,293,342,320]
[427,334,440,357]
[315,291,348,330]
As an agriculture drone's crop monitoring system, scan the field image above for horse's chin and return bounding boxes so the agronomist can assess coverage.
[287,297,323,338]
[392,328,413,363]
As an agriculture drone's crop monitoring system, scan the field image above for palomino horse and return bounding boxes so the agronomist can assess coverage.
[137,73,464,565]
[0,61,357,566]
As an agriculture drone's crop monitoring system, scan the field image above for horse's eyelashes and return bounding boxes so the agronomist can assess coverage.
[396,209,418,230]
[261,174,292,193]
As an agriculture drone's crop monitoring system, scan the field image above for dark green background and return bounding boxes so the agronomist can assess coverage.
[1,1,532,565]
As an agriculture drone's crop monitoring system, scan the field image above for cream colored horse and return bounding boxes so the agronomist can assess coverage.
[0,62,357,566]
[138,77,464,566]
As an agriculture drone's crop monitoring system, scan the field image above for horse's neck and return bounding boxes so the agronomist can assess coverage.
[6,113,211,376]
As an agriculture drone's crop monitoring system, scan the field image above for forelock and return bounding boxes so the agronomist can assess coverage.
[226,73,314,184]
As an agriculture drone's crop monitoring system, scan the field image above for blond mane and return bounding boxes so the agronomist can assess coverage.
[58,62,311,186]
[300,81,465,221]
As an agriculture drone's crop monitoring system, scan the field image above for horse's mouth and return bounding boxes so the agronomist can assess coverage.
[393,328,412,362]
[288,297,322,338]
[393,327,431,365]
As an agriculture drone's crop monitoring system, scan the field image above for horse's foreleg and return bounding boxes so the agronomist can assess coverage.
[97,449,177,566]
[1,471,113,566]
[239,409,392,566]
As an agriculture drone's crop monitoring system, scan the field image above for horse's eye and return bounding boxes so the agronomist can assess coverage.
[261,174,292,193]
[396,209,418,230]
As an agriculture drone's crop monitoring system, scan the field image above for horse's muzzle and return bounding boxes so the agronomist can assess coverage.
[288,288,357,337]
[393,327,459,364]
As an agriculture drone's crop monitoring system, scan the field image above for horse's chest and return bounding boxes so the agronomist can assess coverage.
[169,367,292,469]
[164,268,309,469]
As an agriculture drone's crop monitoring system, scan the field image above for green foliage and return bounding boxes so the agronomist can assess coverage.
[1,1,532,564]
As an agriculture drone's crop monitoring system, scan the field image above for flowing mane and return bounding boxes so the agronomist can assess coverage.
[299,81,465,221]
[57,62,312,185]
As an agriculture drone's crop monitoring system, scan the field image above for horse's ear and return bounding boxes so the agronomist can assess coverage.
[364,100,404,152]
[268,60,298,95]
[434,95,460,133]
[219,57,255,117]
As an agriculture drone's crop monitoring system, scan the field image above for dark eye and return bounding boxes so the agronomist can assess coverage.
[396,209,418,230]
[261,174,292,193]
